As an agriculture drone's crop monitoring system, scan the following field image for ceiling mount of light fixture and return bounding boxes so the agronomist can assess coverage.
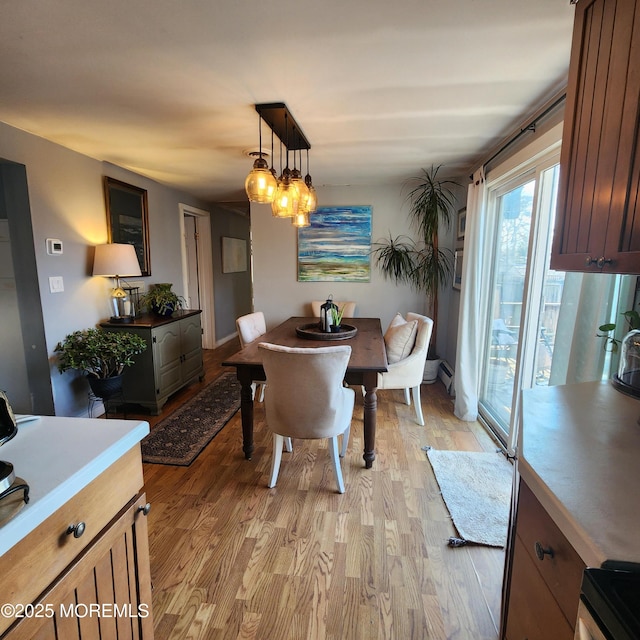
[255,103,310,151]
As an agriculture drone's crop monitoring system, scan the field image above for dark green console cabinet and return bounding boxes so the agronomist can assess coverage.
[102,310,204,414]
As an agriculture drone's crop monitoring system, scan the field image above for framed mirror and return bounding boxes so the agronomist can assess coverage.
[103,177,151,276]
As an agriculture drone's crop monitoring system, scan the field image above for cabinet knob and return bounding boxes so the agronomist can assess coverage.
[66,521,86,538]
[534,541,554,561]
[138,502,151,516]
[596,256,612,269]
[585,256,597,267]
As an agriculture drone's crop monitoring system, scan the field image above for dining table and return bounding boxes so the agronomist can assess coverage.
[222,316,388,468]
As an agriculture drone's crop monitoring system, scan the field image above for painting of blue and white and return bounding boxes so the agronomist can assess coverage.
[298,206,372,282]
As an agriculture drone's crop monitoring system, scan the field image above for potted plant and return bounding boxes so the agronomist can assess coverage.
[372,164,459,382]
[140,283,185,317]
[55,328,147,399]
[330,305,345,332]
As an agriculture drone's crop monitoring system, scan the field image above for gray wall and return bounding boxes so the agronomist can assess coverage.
[210,202,252,341]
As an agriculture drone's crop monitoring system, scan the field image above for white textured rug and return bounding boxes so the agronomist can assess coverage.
[426,449,513,547]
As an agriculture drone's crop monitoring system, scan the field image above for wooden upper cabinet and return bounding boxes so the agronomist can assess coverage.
[551,0,640,273]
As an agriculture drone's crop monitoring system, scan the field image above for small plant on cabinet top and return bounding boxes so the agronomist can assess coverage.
[139,283,186,316]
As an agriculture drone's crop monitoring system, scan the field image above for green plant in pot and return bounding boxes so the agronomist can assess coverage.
[140,283,185,317]
[372,164,459,382]
[330,305,345,331]
[55,328,147,400]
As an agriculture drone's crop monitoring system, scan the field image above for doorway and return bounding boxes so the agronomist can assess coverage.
[179,204,215,349]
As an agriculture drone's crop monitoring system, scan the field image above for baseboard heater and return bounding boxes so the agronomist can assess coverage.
[438,361,455,396]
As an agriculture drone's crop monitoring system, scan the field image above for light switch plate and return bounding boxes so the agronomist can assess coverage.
[49,276,64,293]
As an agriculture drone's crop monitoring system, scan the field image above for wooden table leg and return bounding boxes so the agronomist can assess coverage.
[362,371,378,468]
[237,367,255,460]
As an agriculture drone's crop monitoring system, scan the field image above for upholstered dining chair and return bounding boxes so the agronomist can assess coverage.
[258,342,355,493]
[376,312,434,426]
[236,311,267,402]
[310,300,357,318]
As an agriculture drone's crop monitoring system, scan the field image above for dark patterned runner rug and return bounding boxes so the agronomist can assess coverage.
[141,371,240,466]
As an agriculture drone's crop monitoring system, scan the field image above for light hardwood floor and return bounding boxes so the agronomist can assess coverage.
[120,340,507,639]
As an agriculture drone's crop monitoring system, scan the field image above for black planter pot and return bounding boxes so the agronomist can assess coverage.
[151,302,175,317]
[87,374,124,401]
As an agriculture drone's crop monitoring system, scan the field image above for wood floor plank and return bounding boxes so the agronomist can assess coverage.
[108,340,504,639]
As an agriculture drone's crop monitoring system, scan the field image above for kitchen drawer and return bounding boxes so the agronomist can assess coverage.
[505,536,574,640]
[516,480,585,627]
[0,446,143,629]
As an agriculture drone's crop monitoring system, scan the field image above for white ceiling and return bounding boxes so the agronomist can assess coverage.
[0,0,575,202]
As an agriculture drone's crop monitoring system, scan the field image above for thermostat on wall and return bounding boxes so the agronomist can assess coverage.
[46,238,63,255]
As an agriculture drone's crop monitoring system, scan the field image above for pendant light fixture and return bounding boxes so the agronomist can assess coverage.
[245,114,277,203]
[247,103,318,218]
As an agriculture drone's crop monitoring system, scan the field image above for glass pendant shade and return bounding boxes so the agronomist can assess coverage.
[245,157,277,203]
[291,211,310,227]
[303,174,318,213]
[271,170,300,218]
[290,168,310,209]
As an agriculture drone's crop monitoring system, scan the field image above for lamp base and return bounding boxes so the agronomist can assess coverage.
[108,316,134,324]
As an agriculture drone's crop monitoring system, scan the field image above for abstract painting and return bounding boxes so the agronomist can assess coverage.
[297,206,372,282]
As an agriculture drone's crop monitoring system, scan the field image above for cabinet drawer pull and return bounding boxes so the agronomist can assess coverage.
[534,541,554,561]
[138,502,151,516]
[66,522,86,538]
[596,256,612,269]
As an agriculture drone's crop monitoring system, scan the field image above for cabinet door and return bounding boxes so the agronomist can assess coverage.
[551,0,640,273]
[180,314,203,382]
[153,323,183,399]
[3,493,153,640]
[505,537,574,640]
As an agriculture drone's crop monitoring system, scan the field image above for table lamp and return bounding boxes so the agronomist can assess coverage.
[93,243,142,323]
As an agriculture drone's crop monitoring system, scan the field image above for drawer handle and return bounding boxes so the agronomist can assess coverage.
[66,522,86,539]
[138,502,152,516]
[534,541,554,561]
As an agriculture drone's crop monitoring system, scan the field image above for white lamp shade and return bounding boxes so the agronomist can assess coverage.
[93,243,142,277]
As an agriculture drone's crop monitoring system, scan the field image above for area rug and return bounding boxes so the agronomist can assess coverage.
[426,448,513,547]
[141,371,240,466]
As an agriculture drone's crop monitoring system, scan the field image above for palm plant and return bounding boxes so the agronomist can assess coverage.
[373,165,459,357]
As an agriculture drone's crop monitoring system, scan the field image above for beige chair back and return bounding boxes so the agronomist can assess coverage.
[259,343,353,440]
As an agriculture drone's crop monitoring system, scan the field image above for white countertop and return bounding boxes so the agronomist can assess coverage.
[520,381,640,568]
[0,415,149,556]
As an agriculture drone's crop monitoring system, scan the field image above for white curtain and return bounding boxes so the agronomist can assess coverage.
[454,168,489,421]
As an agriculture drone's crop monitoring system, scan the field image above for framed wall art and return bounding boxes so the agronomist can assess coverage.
[457,207,467,241]
[103,177,151,276]
[222,236,247,273]
[453,249,463,290]
[297,205,372,282]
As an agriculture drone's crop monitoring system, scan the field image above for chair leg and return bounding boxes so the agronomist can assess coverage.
[404,388,411,405]
[268,434,284,488]
[284,437,293,452]
[412,385,424,426]
[340,424,350,458]
[329,436,345,493]
[258,383,266,402]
